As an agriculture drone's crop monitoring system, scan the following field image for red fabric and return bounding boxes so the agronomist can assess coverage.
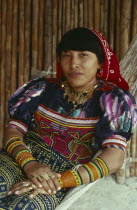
[34,105,96,163]
[56,28,129,91]
[91,29,129,90]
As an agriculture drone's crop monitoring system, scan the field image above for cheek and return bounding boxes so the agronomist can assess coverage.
[61,61,70,74]
[61,67,68,78]
[60,61,66,72]
[84,62,98,75]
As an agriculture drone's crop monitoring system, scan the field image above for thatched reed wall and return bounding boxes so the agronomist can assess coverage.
[0,0,137,154]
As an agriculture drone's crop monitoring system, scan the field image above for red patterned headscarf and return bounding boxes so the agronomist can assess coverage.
[56,28,129,90]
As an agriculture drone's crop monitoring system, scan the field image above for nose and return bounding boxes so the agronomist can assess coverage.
[70,56,80,70]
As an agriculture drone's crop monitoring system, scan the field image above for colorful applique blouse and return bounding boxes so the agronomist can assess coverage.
[8,78,137,164]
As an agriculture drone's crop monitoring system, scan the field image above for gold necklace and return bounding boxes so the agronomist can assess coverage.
[61,81,98,109]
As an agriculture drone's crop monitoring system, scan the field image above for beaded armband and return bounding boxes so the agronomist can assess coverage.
[4,137,24,155]
[4,137,36,168]
[83,157,109,182]
[58,158,109,188]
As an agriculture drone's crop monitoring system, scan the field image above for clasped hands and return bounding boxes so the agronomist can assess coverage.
[7,161,61,199]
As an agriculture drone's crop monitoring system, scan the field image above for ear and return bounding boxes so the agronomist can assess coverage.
[97,62,104,70]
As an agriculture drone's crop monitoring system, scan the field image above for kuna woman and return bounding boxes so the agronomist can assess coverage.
[0,27,137,210]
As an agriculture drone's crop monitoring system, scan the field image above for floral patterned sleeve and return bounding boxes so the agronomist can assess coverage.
[8,78,47,134]
[95,88,137,151]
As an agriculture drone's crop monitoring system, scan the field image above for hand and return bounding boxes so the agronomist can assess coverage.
[24,161,61,194]
[7,180,49,198]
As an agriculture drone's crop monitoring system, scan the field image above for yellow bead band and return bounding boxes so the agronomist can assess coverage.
[94,157,109,176]
[83,157,109,182]
[15,150,35,168]
[15,150,31,162]
[4,137,22,149]
[21,157,36,168]
[83,162,101,182]
[7,140,24,155]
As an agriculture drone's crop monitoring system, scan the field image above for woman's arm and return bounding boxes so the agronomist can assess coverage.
[4,127,36,168]
[81,147,124,184]
[7,145,124,198]
[4,127,26,154]
[4,127,61,195]
[59,147,124,187]
[98,147,124,174]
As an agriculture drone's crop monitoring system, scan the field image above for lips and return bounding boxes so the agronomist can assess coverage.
[68,72,83,77]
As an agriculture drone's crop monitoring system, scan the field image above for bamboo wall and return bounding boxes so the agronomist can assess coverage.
[0,0,137,150]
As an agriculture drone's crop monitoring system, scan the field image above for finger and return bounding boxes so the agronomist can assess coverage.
[55,173,61,178]
[41,179,54,194]
[15,182,37,195]
[51,176,61,191]
[37,172,60,193]
[8,181,31,195]
[37,174,52,193]
[9,185,32,196]
[14,186,33,195]
[45,172,59,193]
[29,174,51,192]
[48,172,61,191]
[29,188,47,199]
[10,181,29,188]
[46,175,58,193]
[29,175,43,188]
[47,177,61,194]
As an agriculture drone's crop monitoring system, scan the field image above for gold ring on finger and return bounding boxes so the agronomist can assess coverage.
[31,184,36,189]
[37,188,45,194]
[22,181,28,184]
[28,186,34,191]
[48,172,55,178]
[40,174,50,181]
[36,188,42,193]
[28,184,36,191]
[22,182,30,187]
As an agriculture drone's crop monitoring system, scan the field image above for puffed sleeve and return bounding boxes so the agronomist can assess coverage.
[8,78,47,134]
[95,88,137,151]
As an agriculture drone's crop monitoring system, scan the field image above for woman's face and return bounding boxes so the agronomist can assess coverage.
[61,50,101,92]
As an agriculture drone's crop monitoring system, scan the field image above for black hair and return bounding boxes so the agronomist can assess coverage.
[56,27,104,63]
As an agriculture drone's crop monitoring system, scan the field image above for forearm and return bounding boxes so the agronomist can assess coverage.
[4,127,36,168]
[78,147,124,183]
[4,127,24,145]
[59,148,125,188]
[98,147,125,174]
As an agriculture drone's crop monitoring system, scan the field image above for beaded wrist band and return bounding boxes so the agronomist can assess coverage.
[15,149,36,168]
[58,167,83,188]
[4,137,36,168]
[58,158,109,188]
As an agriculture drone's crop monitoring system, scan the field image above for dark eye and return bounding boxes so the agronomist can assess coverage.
[81,53,88,57]
[62,53,71,57]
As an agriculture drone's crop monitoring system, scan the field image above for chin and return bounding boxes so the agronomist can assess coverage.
[68,81,84,88]
[67,77,84,85]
